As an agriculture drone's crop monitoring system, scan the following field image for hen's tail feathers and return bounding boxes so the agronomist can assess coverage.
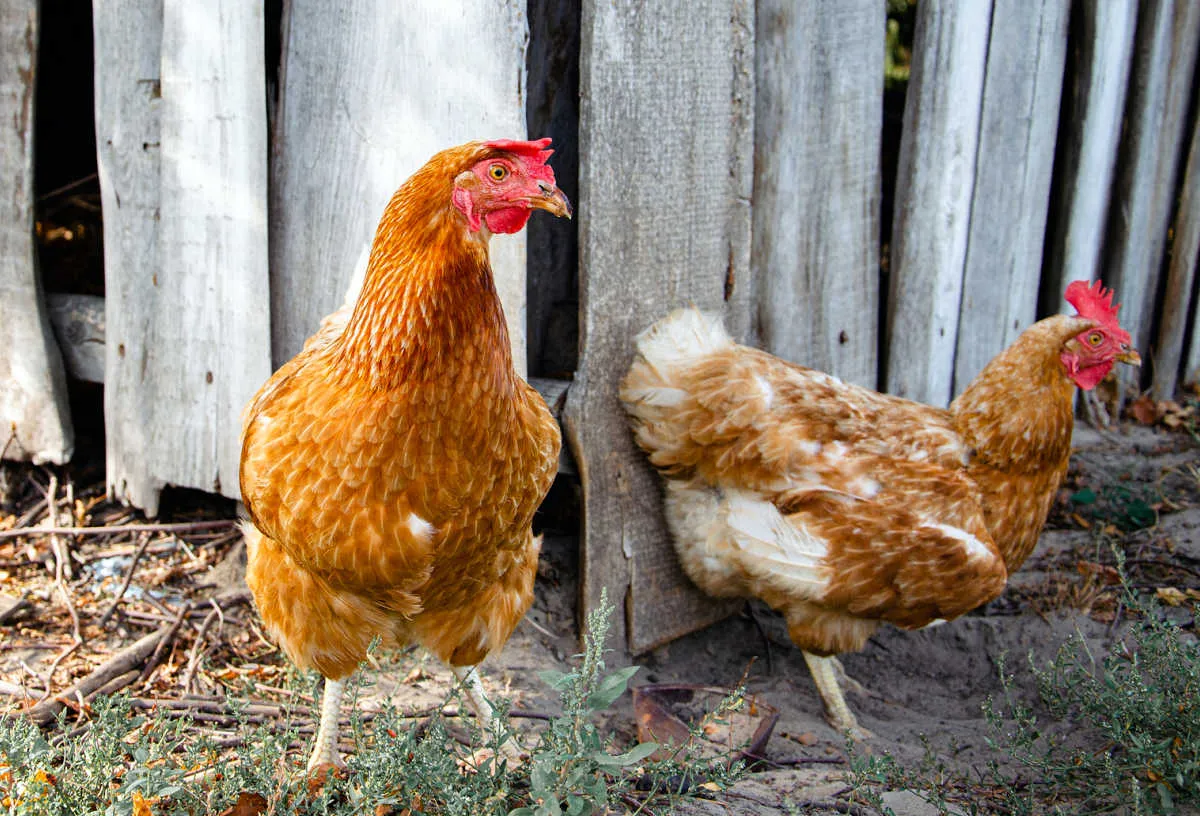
[620,308,734,472]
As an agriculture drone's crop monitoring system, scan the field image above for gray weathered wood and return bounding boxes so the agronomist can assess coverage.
[46,294,105,384]
[271,0,531,376]
[1041,0,1137,313]
[1103,0,1200,392]
[953,0,1068,393]
[753,1,882,389]
[885,0,992,407]
[1153,95,1200,398]
[1187,273,1200,387]
[0,1,73,464]
[567,0,753,654]
[94,0,162,506]
[98,0,271,514]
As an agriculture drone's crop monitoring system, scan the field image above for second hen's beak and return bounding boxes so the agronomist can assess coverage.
[1117,345,1141,366]
[531,180,573,219]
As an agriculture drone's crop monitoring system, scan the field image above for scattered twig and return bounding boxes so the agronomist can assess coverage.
[181,602,223,694]
[0,519,237,541]
[97,532,153,627]
[137,602,191,685]
[36,641,82,705]
[26,627,171,726]
[44,475,83,648]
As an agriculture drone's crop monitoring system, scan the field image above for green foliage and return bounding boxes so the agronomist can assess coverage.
[0,589,739,815]
[843,556,1200,815]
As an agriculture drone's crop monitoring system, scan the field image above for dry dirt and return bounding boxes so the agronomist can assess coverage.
[2,422,1198,815]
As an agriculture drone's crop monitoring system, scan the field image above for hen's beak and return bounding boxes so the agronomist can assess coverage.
[532,180,573,219]
[1117,345,1141,366]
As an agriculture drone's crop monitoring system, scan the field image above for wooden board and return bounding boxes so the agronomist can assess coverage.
[1153,94,1200,397]
[953,0,1069,393]
[753,1,882,389]
[885,0,992,407]
[270,0,531,376]
[567,0,753,654]
[98,0,271,514]
[1103,0,1200,392]
[1040,0,1137,313]
[0,1,73,464]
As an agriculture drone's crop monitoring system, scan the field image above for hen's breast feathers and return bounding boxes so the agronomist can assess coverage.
[621,309,1009,650]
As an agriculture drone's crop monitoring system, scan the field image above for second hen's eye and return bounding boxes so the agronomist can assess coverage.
[1087,331,1104,346]
[488,164,509,181]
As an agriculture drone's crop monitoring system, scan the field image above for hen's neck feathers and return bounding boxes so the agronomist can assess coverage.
[949,315,1089,472]
[333,151,514,392]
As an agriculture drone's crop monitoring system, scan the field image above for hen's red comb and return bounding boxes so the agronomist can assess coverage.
[1065,279,1130,341]
[485,137,554,164]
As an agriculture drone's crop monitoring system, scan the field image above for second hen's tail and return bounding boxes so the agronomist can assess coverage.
[620,307,734,473]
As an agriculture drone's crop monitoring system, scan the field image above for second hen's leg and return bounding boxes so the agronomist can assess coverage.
[452,665,525,762]
[802,652,873,741]
[307,677,347,773]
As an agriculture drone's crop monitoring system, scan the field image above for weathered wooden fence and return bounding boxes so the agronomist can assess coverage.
[3,0,1200,652]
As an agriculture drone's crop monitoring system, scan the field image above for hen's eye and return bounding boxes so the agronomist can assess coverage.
[488,164,508,181]
[1087,331,1104,346]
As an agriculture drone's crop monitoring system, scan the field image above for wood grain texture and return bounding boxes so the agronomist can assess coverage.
[1155,96,1200,396]
[953,0,1068,394]
[98,0,271,513]
[753,0,882,389]
[885,0,993,407]
[1103,0,1200,393]
[270,0,531,376]
[1040,0,1137,314]
[567,0,753,653]
[94,0,162,505]
[0,1,73,464]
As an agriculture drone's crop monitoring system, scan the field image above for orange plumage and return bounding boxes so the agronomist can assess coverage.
[240,140,570,770]
[620,281,1139,737]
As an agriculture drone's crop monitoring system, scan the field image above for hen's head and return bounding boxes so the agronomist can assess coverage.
[450,138,572,235]
[1059,280,1140,390]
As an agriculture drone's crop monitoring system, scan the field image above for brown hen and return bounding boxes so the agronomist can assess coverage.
[620,281,1139,738]
[240,139,571,771]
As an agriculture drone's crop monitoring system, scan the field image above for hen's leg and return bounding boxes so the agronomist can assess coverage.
[802,652,873,740]
[452,665,524,761]
[307,677,347,773]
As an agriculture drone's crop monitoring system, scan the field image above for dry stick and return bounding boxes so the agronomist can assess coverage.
[0,519,237,541]
[181,602,223,694]
[35,641,82,705]
[26,627,171,726]
[44,475,83,654]
[98,532,153,627]
[137,602,191,686]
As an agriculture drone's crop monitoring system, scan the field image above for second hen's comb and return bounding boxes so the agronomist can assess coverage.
[1065,279,1131,342]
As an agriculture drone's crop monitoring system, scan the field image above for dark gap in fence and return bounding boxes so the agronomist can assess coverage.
[34,0,101,298]
[1037,0,1084,321]
[878,1,915,393]
[265,0,285,131]
[526,0,581,380]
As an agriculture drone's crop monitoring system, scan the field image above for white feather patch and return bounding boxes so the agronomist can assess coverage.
[922,521,992,562]
[406,512,435,543]
[722,490,830,595]
[634,308,733,372]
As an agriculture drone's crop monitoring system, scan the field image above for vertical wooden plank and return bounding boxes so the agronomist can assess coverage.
[0,1,73,464]
[885,0,992,407]
[1153,97,1200,398]
[94,0,162,507]
[953,0,1069,393]
[98,0,271,513]
[270,1,530,376]
[566,0,753,653]
[753,1,882,389]
[1040,0,1137,312]
[1103,0,1200,391]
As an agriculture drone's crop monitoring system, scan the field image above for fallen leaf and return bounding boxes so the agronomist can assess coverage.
[699,781,723,792]
[1076,561,1121,585]
[1157,587,1188,607]
[131,791,155,816]
[1130,395,1162,425]
[217,791,268,816]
